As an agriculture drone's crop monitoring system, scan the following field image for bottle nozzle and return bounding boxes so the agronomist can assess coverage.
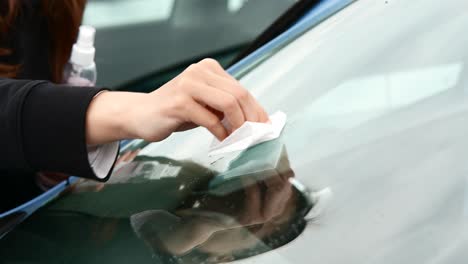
[77,25,96,48]
[70,25,96,67]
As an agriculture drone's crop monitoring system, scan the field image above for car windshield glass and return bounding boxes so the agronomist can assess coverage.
[83,0,295,87]
[0,140,316,263]
[3,0,468,263]
[235,0,468,262]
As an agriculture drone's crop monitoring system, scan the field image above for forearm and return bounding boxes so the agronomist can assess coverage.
[0,79,112,179]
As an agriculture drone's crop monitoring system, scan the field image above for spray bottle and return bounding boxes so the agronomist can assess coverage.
[63,25,97,86]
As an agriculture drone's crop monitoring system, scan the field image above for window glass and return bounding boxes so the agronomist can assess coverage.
[233,0,468,262]
[0,140,315,263]
[83,0,175,28]
[82,0,296,87]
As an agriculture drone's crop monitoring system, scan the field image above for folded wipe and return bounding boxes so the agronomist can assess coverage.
[209,111,287,156]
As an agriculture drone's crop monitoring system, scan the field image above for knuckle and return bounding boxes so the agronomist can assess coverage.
[200,58,218,66]
[206,117,221,129]
[185,64,198,75]
[236,88,249,101]
[176,75,195,90]
[171,95,190,112]
[223,97,238,111]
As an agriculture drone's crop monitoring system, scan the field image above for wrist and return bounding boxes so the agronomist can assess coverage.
[86,91,144,145]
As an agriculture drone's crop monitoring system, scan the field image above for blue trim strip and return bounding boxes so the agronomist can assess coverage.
[1,142,132,218]
[227,0,355,76]
[0,177,79,218]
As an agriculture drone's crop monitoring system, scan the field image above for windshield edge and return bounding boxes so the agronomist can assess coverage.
[227,0,357,79]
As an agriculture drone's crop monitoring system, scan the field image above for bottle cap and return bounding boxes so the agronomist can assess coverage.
[70,25,96,67]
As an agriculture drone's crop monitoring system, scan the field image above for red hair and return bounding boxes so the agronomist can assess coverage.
[0,0,87,83]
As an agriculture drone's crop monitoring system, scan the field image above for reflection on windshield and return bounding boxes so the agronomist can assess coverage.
[273,62,467,164]
[228,0,249,12]
[303,63,463,130]
[0,212,27,239]
[0,140,315,263]
[84,0,175,28]
[85,0,262,29]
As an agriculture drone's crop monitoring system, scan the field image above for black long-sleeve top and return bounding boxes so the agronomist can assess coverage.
[0,1,114,211]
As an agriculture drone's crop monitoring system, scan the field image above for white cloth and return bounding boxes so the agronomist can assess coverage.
[209,111,287,156]
[87,142,119,179]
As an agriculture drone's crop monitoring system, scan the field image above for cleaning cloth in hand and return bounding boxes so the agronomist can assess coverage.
[209,111,287,156]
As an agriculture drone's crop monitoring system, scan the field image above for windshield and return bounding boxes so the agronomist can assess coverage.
[0,140,315,263]
[83,0,296,87]
[3,0,468,263]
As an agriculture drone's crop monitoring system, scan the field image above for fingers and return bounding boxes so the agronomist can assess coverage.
[184,99,228,141]
[137,58,269,142]
[203,71,258,122]
[198,58,234,80]
[189,83,245,132]
[198,59,270,124]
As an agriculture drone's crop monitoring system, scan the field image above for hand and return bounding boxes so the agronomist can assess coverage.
[125,58,269,141]
[86,59,269,145]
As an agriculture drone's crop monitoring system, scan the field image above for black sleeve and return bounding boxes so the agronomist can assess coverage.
[0,78,114,181]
